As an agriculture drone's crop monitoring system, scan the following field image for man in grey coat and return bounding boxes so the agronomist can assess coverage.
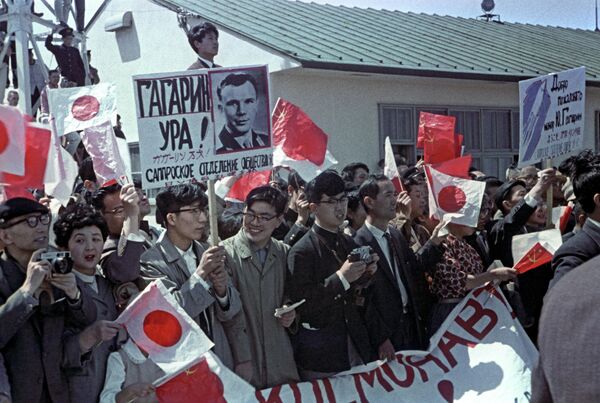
[140,184,249,374]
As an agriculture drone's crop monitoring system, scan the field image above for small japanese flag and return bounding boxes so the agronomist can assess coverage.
[47,83,117,136]
[0,105,26,176]
[512,229,562,274]
[383,137,404,193]
[116,281,214,374]
[425,164,486,227]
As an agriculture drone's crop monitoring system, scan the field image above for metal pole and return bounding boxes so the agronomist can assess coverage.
[7,0,33,114]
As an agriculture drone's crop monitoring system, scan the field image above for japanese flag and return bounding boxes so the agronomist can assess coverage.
[272,98,337,181]
[0,105,26,175]
[512,229,562,274]
[552,202,574,233]
[383,137,404,193]
[116,281,214,374]
[47,83,117,136]
[425,165,486,227]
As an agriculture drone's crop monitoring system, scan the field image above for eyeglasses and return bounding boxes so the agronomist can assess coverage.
[318,196,348,207]
[175,207,207,216]
[5,213,51,228]
[241,212,277,223]
[103,206,125,216]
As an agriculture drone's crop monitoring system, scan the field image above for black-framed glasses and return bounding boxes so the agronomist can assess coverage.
[5,213,51,228]
[175,207,207,216]
[241,212,278,223]
[318,196,348,206]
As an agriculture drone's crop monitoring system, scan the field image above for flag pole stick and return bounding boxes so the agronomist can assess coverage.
[207,179,220,246]
[545,158,554,229]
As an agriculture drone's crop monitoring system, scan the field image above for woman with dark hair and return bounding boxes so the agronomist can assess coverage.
[55,203,137,403]
[428,221,517,336]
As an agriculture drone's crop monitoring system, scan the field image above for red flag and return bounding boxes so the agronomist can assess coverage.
[455,133,464,158]
[383,137,404,193]
[272,98,327,165]
[431,155,472,179]
[552,203,574,233]
[511,229,562,274]
[156,359,226,403]
[215,170,271,203]
[1,123,52,200]
[417,112,455,149]
[513,242,554,274]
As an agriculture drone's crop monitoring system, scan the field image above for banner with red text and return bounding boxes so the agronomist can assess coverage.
[187,284,537,402]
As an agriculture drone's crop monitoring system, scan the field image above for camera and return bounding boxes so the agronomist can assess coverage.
[41,251,73,274]
[348,246,373,265]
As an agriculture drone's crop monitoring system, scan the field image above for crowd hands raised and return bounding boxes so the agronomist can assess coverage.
[0,147,598,402]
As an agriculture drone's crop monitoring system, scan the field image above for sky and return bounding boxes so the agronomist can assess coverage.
[307,0,597,29]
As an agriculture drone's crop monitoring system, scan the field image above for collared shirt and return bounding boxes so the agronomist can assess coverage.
[587,217,600,230]
[73,268,99,294]
[197,55,215,68]
[365,221,409,308]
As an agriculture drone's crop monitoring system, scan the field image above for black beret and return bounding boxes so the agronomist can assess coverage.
[59,27,74,37]
[494,180,526,211]
[0,198,48,228]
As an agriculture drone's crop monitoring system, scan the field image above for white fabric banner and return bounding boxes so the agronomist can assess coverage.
[180,284,537,402]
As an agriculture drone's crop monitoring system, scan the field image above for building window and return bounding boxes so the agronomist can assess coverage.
[378,104,519,179]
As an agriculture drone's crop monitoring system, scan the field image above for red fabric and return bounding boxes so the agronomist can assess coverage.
[227,170,271,201]
[417,112,455,149]
[513,242,553,274]
[156,359,226,403]
[559,204,573,233]
[455,134,464,157]
[1,124,51,200]
[430,155,472,179]
[391,177,404,193]
[272,98,328,165]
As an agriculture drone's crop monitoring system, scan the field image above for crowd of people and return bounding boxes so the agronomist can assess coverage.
[0,143,597,402]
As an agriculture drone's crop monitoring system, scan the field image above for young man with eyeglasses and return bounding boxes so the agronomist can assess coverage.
[221,186,299,388]
[287,170,379,380]
[140,184,247,374]
[0,197,96,402]
[92,182,146,285]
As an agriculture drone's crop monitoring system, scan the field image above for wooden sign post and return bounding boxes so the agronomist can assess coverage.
[545,159,554,229]
[207,179,220,246]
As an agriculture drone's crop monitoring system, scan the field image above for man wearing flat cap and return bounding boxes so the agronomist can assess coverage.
[45,26,86,86]
[187,22,221,70]
[0,198,96,402]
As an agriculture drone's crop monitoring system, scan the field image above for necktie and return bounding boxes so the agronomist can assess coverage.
[383,232,409,312]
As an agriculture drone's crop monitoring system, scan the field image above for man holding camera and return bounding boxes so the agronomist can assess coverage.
[354,175,445,361]
[287,170,379,380]
[0,198,96,402]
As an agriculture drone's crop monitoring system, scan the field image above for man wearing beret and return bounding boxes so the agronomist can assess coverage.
[45,26,86,86]
[0,198,97,402]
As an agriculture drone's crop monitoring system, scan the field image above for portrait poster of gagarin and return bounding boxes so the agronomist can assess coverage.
[209,65,271,155]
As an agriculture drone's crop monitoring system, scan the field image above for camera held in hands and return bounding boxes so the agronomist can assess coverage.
[348,246,374,264]
[41,251,73,274]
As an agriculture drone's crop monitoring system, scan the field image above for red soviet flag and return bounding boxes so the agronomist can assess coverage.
[1,122,52,200]
[156,358,226,403]
[272,98,328,166]
[417,112,457,164]
[512,229,562,274]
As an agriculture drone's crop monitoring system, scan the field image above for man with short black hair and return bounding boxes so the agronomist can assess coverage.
[341,162,369,186]
[141,184,246,372]
[187,22,220,69]
[355,175,444,359]
[215,73,269,153]
[287,170,378,379]
[222,186,299,388]
[0,197,96,402]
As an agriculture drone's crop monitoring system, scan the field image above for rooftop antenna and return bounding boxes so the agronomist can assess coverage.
[478,0,502,23]
[595,0,600,32]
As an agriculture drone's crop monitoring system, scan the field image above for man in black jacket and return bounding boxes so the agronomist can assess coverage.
[354,175,444,360]
[45,26,86,86]
[549,151,600,288]
[287,170,378,380]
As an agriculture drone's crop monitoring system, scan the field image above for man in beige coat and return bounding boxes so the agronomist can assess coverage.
[223,186,300,388]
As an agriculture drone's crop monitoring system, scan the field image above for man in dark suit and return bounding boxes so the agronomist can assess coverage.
[45,26,86,86]
[0,198,96,402]
[215,73,270,154]
[549,151,600,288]
[187,22,221,70]
[531,254,600,402]
[287,170,378,380]
[354,175,444,360]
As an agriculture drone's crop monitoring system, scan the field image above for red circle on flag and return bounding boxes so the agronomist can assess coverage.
[438,186,467,212]
[143,310,182,347]
[71,95,100,121]
[0,122,8,153]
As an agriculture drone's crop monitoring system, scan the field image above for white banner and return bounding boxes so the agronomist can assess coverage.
[181,284,537,402]
[133,66,273,189]
[518,66,585,166]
